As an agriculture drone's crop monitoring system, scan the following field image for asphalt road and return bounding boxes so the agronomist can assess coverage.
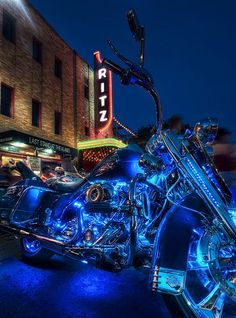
[0,233,235,318]
[0,233,171,318]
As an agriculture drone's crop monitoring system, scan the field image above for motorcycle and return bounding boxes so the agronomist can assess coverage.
[0,162,19,198]
[0,9,236,318]
[0,173,10,199]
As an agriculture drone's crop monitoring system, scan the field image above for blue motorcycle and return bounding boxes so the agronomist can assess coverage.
[0,10,236,318]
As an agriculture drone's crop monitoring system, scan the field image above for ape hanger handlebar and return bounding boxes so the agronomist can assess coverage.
[102,9,163,135]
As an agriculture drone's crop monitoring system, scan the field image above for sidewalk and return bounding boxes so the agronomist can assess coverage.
[0,231,20,261]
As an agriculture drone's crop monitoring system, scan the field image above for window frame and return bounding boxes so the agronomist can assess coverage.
[54,111,62,135]
[0,83,14,118]
[2,10,16,44]
[32,99,42,128]
[84,77,89,100]
[84,126,90,137]
[54,56,62,79]
[32,37,43,64]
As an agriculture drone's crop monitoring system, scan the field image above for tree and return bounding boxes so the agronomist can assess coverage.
[131,125,156,149]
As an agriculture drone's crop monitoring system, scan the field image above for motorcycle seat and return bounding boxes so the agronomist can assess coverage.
[52,180,83,193]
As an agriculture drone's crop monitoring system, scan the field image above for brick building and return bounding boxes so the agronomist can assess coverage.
[0,0,95,174]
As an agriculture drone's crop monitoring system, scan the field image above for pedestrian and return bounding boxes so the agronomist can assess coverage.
[166,115,185,135]
[54,166,65,178]
[212,127,236,187]
[41,166,55,182]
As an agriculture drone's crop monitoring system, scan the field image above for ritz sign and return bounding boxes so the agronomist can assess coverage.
[94,51,113,134]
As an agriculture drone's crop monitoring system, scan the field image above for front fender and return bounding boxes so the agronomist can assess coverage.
[151,194,209,295]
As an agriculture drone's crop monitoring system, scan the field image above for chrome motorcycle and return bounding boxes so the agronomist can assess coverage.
[0,10,236,318]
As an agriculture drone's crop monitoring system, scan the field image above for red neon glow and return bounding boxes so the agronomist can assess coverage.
[93,51,102,64]
[93,50,113,134]
[99,69,113,133]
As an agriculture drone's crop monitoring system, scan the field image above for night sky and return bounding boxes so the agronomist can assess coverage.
[29,0,236,138]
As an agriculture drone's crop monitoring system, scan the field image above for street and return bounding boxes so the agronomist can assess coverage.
[1,233,236,318]
[0,232,171,318]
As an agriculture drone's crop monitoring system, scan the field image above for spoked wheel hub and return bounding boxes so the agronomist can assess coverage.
[208,231,236,302]
[22,237,42,255]
[185,226,236,317]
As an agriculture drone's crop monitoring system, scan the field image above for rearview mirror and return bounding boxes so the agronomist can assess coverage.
[127,9,144,42]
[194,118,218,143]
[127,9,145,67]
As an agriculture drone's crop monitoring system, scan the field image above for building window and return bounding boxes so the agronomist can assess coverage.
[84,126,90,136]
[32,100,41,128]
[2,10,16,43]
[0,84,13,117]
[84,77,89,99]
[54,111,62,135]
[32,38,42,64]
[54,57,62,78]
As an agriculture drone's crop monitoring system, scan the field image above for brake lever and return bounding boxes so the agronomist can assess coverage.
[107,40,133,67]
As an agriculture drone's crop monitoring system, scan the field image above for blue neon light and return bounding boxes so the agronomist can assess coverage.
[128,158,143,176]
[186,159,220,207]
[228,209,236,226]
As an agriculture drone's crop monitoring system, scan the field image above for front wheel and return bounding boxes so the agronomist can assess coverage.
[20,237,54,262]
[152,225,236,318]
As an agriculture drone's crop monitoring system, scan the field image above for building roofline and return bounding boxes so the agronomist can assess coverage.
[25,0,90,67]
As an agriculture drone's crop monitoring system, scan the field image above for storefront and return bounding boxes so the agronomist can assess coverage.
[0,130,77,175]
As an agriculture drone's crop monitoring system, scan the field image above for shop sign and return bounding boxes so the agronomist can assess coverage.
[27,156,41,173]
[28,137,71,154]
[0,130,77,157]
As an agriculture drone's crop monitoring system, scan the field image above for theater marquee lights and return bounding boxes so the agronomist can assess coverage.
[77,138,127,150]
[94,51,113,134]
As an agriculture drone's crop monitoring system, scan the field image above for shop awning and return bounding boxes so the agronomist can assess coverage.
[0,130,77,157]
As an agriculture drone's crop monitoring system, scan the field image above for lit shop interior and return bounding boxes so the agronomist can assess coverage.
[0,130,77,175]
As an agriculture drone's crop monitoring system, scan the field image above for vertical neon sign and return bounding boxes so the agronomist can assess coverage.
[94,51,113,135]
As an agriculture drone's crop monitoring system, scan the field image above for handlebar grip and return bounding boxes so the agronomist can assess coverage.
[102,59,124,76]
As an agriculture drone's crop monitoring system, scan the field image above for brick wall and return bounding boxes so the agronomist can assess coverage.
[76,56,95,140]
[0,0,95,149]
